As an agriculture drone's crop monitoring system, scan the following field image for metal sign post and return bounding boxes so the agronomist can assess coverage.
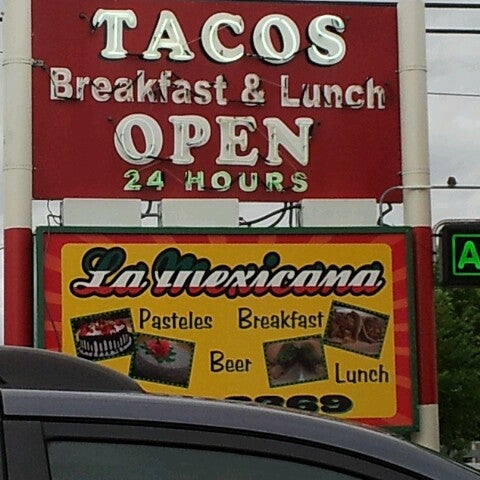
[3,0,34,346]
[398,0,440,451]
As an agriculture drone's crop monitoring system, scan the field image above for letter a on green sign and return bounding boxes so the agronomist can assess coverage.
[458,240,480,270]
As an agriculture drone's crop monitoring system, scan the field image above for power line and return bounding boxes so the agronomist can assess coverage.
[428,91,480,98]
[427,28,480,34]
[426,2,480,33]
[426,3,480,8]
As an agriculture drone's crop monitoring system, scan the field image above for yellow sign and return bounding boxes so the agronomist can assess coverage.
[37,228,417,429]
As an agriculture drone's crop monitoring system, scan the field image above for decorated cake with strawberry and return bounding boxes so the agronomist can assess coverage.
[76,318,133,360]
[133,336,193,387]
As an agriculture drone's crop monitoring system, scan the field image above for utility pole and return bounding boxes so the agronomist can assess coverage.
[398,0,440,451]
[3,0,33,346]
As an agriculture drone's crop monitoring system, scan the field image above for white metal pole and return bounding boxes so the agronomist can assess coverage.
[3,0,33,345]
[398,0,430,223]
[398,0,440,451]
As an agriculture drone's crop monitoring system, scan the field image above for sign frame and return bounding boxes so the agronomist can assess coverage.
[31,0,402,202]
[35,226,418,432]
[439,221,480,287]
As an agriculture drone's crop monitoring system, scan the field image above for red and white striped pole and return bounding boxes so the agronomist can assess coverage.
[398,0,440,450]
[3,0,34,346]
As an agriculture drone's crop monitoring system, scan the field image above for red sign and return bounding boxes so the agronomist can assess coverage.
[32,1,401,201]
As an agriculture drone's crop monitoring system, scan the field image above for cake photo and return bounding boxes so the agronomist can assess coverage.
[71,309,134,361]
[131,334,194,388]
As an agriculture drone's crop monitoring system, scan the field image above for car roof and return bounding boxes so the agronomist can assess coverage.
[0,346,477,480]
[0,346,143,392]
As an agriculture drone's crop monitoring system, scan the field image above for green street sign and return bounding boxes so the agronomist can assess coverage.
[440,222,480,287]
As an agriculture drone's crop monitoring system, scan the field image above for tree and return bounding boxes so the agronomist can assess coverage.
[435,286,480,459]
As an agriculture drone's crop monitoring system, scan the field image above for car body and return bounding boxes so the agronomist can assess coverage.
[0,346,477,480]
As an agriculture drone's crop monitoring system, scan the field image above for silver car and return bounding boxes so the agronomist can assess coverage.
[0,346,477,480]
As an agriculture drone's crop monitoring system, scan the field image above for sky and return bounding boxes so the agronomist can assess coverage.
[426,5,480,228]
[2,1,480,340]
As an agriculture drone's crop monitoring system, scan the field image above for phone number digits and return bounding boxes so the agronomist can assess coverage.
[225,394,353,414]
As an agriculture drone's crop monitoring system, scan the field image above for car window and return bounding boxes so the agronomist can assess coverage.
[47,441,364,480]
